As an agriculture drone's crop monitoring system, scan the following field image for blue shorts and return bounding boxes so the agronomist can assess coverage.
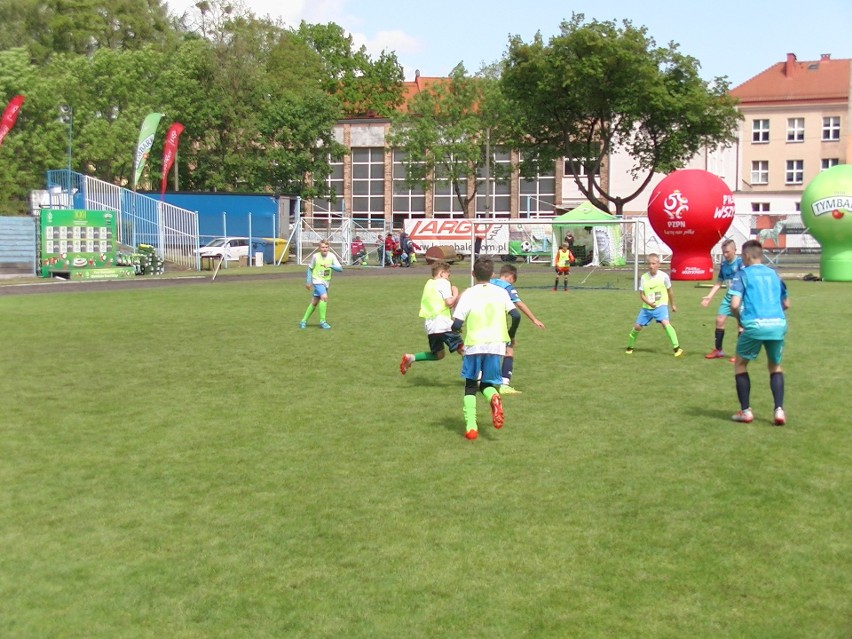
[736,334,785,364]
[717,292,734,317]
[461,354,502,385]
[635,306,669,326]
[311,283,329,298]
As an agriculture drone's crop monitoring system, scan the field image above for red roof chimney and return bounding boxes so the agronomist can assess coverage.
[785,53,797,78]
[820,53,831,62]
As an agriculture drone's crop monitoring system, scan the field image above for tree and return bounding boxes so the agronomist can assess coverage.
[0,0,178,63]
[294,22,404,118]
[388,64,512,217]
[501,14,741,216]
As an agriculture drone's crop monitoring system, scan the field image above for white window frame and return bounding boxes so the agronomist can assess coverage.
[391,149,425,215]
[351,147,385,214]
[786,118,805,142]
[821,158,839,171]
[312,156,345,218]
[785,160,804,185]
[751,160,769,185]
[822,116,841,141]
[752,119,770,143]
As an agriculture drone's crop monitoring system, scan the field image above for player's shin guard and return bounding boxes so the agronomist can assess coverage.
[770,372,784,409]
[318,300,328,322]
[715,328,725,351]
[415,352,439,361]
[664,324,679,348]
[627,328,639,348]
[302,304,315,322]
[735,372,751,411]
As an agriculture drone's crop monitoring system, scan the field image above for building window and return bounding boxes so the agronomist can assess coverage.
[821,158,839,171]
[752,119,769,143]
[391,150,425,216]
[786,118,805,142]
[751,202,770,212]
[519,157,556,216]
[476,147,511,215]
[822,116,841,141]
[751,161,769,185]
[312,156,344,219]
[564,157,601,177]
[351,147,385,214]
[785,160,804,184]
[432,158,467,217]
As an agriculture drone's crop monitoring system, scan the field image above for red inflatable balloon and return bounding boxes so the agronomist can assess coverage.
[647,169,735,280]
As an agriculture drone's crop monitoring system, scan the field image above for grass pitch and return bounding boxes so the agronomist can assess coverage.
[0,264,849,638]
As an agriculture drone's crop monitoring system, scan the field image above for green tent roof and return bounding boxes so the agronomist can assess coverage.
[553,202,614,224]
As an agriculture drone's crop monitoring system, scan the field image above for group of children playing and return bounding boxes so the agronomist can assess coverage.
[301,235,789,436]
[399,258,545,439]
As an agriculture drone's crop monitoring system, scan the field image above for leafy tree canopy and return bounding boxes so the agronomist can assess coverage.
[501,14,741,215]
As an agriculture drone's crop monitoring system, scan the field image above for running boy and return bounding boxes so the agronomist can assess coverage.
[701,238,744,359]
[490,263,545,394]
[553,241,575,291]
[452,258,515,440]
[400,261,463,374]
[729,240,790,425]
[299,240,342,329]
[625,253,684,357]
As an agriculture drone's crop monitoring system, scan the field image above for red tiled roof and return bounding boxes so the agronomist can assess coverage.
[400,74,446,112]
[730,53,850,105]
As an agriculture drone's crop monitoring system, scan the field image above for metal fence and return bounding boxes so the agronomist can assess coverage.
[45,170,200,270]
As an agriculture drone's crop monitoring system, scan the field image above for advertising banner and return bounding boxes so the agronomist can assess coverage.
[404,219,509,255]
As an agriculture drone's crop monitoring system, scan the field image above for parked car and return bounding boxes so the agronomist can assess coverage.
[195,237,250,262]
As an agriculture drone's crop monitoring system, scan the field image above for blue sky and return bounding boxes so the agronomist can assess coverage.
[168,0,851,87]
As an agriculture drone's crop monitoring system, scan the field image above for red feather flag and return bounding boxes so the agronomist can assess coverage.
[0,95,25,150]
[160,122,185,197]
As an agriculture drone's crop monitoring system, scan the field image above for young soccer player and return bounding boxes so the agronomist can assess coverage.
[452,258,515,440]
[490,263,545,394]
[729,240,790,425]
[625,253,684,357]
[399,261,463,374]
[553,241,575,291]
[701,239,744,359]
[299,240,342,330]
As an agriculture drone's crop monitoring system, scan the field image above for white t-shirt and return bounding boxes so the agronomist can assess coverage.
[424,278,454,335]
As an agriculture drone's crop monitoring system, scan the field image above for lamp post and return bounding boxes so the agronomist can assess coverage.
[58,104,73,191]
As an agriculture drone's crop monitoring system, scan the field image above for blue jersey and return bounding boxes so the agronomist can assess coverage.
[718,256,744,287]
[730,264,788,339]
[490,277,520,303]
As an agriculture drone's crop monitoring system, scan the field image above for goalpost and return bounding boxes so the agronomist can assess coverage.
[461,217,641,290]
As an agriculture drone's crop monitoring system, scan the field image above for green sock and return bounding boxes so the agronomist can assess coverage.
[665,324,679,348]
[318,300,327,322]
[627,328,639,348]
[414,352,439,362]
[482,386,498,401]
[302,304,315,322]
[463,395,477,432]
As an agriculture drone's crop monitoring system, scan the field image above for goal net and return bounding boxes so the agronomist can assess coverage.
[404,217,641,291]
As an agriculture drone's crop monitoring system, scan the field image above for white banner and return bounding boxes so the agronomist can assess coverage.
[404,219,509,255]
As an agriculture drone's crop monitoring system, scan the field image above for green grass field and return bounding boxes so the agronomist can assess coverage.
[1,264,849,638]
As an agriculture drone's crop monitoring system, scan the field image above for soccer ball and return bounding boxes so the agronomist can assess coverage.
[520,240,533,253]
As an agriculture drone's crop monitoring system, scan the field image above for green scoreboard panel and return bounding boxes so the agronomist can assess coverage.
[39,209,122,277]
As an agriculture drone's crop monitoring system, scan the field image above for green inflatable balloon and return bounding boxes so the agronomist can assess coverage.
[801,164,852,281]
